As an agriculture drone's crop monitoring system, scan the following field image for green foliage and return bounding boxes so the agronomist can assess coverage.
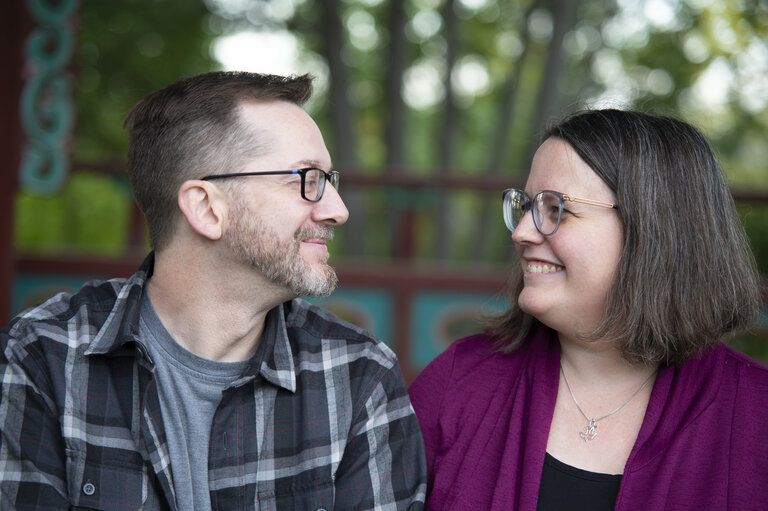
[16,0,217,256]
[13,0,768,362]
[730,332,768,365]
[740,203,768,275]
[73,0,218,161]
[15,170,132,255]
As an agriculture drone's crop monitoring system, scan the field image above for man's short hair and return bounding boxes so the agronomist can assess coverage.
[487,109,762,366]
[123,71,313,251]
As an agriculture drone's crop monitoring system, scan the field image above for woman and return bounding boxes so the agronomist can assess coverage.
[409,109,768,510]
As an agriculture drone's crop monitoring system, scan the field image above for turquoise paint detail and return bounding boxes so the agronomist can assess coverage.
[12,274,92,316]
[28,0,79,23]
[306,289,394,348]
[20,0,79,195]
[410,292,506,370]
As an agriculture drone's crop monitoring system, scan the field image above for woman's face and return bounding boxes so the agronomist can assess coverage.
[512,137,624,341]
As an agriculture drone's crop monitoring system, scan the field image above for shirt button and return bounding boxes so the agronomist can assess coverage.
[82,482,96,496]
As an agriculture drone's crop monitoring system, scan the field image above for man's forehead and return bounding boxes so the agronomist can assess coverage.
[234,100,304,140]
[236,98,306,119]
[235,100,331,168]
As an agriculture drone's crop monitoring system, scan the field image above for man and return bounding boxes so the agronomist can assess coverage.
[0,71,426,510]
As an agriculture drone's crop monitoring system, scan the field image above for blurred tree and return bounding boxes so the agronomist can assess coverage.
[13,0,768,361]
[16,0,768,264]
[74,0,218,161]
[15,171,131,256]
[285,0,765,258]
[16,0,218,257]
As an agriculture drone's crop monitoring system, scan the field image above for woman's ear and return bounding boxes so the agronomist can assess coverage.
[177,180,227,241]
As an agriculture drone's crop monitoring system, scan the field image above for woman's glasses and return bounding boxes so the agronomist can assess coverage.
[502,188,618,236]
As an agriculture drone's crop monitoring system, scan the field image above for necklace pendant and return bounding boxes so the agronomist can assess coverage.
[579,418,598,441]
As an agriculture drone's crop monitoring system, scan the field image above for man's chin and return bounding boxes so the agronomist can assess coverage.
[286,265,337,298]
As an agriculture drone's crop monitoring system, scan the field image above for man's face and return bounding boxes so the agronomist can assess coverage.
[221,100,349,297]
[225,196,340,296]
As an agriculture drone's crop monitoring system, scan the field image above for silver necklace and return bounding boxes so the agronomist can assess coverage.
[560,364,656,442]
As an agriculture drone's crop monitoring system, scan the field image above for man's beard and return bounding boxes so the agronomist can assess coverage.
[224,199,338,297]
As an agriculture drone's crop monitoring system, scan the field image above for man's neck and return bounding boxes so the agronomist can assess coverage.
[146,249,291,362]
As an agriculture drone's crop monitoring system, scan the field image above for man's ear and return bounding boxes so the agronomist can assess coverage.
[177,180,228,241]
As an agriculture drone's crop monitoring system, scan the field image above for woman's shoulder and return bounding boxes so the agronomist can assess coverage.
[721,342,768,367]
[665,342,768,421]
[411,326,553,395]
[719,343,768,389]
[444,332,504,362]
[431,332,532,376]
[695,342,768,384]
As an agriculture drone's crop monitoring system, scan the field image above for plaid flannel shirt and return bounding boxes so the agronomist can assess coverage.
[0,255,427,510]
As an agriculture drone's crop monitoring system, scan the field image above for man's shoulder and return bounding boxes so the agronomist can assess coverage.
[4,254,153,349]
[3,277,129,351]
[284,298,397,367]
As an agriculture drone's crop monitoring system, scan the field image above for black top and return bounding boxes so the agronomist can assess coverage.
[537,452,622,511]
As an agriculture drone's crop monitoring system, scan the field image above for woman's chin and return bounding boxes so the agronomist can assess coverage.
[516,291,548,319]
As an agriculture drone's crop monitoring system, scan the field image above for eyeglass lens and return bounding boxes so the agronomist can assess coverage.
[503,190,526,232]
[303,169,341,201]
[503,189,563,235]
[534,192,562,235]
[303,169,325,201]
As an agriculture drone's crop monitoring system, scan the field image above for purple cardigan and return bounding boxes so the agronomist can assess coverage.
[409,326,768,510]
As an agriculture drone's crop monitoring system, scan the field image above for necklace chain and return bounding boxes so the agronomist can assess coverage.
[560,363,656,442]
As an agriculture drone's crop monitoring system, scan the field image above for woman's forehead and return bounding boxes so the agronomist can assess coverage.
[526,138,615,198]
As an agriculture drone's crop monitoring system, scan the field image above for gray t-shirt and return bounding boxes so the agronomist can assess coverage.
[139,292,250,511]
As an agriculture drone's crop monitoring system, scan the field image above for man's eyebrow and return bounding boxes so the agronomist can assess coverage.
[293,160,333,171]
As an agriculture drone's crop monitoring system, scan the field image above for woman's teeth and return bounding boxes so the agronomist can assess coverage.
[526,263,563,273]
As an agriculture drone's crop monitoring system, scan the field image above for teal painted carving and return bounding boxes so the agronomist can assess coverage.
[20,0,79,195]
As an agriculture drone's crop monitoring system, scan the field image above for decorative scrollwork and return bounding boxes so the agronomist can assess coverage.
[20,0,79,195]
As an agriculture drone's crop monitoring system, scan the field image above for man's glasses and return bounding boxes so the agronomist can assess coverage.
[502,188,619,236]
[201,168,340,202]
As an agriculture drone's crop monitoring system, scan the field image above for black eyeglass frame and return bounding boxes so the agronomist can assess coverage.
[201,167,340,202]
[502,188,619,236]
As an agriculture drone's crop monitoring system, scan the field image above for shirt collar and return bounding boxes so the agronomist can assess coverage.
[84,252,155,358]
[248,302,297,393]
[84,252,298,392]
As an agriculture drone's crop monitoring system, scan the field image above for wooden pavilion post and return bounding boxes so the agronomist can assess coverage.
[0,2,28,325]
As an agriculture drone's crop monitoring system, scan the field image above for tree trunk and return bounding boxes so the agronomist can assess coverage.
[524,0,579,163]
[472,1,540,261]
[385,0,408,171]
[385,0,409,258]
[319,0,365,257]
[435,0,460,261]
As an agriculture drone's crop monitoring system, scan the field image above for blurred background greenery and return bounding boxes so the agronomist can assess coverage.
[13,0,768,365]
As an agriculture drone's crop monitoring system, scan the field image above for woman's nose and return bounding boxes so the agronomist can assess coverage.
[510,209,543,244]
